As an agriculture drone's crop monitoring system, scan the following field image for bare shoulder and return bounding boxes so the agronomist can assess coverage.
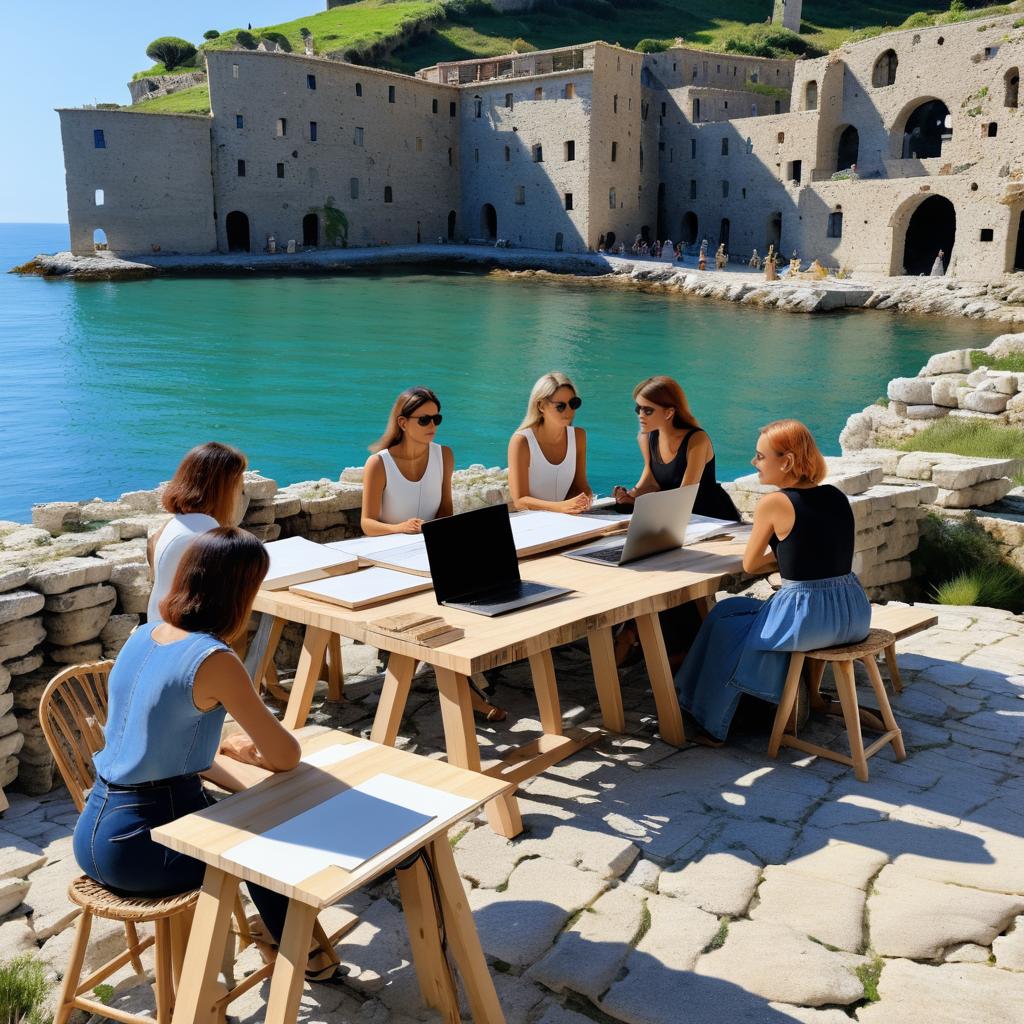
[755,490,792,516]
[508,431,528,451]
[573,426,587,443]
[440,445,455,466]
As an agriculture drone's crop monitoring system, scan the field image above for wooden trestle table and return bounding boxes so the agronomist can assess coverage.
[157,727,511,1024]
[250,530,752,838]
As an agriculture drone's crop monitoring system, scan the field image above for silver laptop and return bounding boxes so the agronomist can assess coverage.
[565,485,699,566]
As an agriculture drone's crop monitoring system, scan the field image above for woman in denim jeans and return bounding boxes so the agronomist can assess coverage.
[74,526,338,980]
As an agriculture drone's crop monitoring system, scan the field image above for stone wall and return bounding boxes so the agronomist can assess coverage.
[127,70,208,106]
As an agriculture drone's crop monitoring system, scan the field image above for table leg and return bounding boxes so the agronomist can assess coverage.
[528,649,563,736]
[264,900,318,1024]
[429,838,506,1024]
[244,614,285,697]
[435,667,522,838]
[170,868,237,1024]
[635,613,686,747]
[282,626,331,730]
[370,653,417,746]
[324,634,344,702]
[587,627,626,733]
[694,595,716,621]
[396,854,460,1021]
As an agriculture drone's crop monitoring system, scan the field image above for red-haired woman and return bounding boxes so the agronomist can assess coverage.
[676,420,870,744]
[147,442,248,623]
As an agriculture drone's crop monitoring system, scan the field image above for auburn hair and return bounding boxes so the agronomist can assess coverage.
[161,442,247,525]
[632,376,700,431]
[160,527,268,643]
[760,419,828,485]
[518,371,578,431]
[370,387,441,453]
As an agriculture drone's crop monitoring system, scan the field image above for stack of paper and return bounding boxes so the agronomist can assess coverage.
[263,536,359,590]
[290,567,432,609]
[327,535,431,576]
[684,516,742,546]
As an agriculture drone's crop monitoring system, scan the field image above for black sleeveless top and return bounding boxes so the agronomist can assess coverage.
[768,485,855,581]
[648,429,741,522]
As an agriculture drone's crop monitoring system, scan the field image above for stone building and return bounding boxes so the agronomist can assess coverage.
[57,11,1024,281]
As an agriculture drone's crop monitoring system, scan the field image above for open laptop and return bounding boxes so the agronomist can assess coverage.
[565,484,699,566]
[422,504,572,616]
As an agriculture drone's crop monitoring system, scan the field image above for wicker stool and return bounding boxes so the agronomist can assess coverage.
[767,628,906,782]
[55,876,198,1024]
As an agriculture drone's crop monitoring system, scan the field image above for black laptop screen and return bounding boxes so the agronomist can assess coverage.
[422,504,522,603]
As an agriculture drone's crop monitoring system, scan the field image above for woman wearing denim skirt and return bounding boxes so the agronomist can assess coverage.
[675,419,870,744]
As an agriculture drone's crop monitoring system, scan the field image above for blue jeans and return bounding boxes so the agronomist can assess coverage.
[73,773,289,942]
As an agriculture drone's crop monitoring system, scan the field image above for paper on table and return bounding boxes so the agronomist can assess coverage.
[327,535,431,576]
[301,739,374,768]
[221,774,477,886]
[326,534,419,556]
[263,536,357,590]
[509,510,616,552]
[290,567,432,608]
[684,516,743,546]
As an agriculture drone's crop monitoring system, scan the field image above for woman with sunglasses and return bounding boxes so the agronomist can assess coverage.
[362,386,454,536]
[509,372,593,514]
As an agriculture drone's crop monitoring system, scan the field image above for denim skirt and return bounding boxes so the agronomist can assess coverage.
[674,573,871,741]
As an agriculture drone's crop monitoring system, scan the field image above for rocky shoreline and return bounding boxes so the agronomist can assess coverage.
[15,243,1024,323]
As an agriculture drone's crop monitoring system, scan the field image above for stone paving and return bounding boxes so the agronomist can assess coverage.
[2,601,1023,1023]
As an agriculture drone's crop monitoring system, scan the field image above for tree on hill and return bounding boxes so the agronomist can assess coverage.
[203,30,220,40]
[145,36,197,70]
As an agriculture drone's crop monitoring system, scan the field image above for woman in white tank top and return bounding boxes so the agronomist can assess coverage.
[361,387,454,536]
[508,372,592,514]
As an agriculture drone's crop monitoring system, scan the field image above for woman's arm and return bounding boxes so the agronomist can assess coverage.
[194,651,301,772]
[613,434,659,505]
[567,428,593,506]
[146,521,167,572]
[360,453,423,536]
[437,446,455,519]
[742,491,791,574]
[681,431,713,487]
[508,433,589,514]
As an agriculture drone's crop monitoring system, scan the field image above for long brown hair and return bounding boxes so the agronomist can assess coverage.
[760,419,828,484]
[633,376,700,431]
[160,527,268,643]
[369,387,441,453]
[162,442,247,525]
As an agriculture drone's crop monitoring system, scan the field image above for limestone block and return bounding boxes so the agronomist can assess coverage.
[0,878,31,918]
[0,756,16,790]
[991,371,1020,395]
[0,920,36,962]
[26,557,112,595]
[0,589,45,626]
[0,664,9,694]
[857,560,912,588]
[42,582,117,614]
[931,377,962,407]
[47,641,104,664]
[0,708,17,734]
[16,760,53,796]
[659,848,762,916]
[241,502,275,526]
[992,916,1024,969]
[930,456,1022,490]
[923,350,972,375]
[508,822,639,880]
[867,864,1024,960]
[304,511,349,532]
[962,390,1010,414]
[50,525,122,558]
[243,471,277,499]
[43,592,116,646]
[339,466,364,484]
[79,499,135,522]
[895,452,939,480]
[271,494,301,518]
[109,562,152,614]
[245,523,282,542]
[30,502,80,534]
[118,488,161,512]
[944,942,991,963]
[95,536,151,560]
[966,368,989,386]
[984,332,1024,359]
[0,829,47,880]
[101,613,139,649]
[933,477,1014,509]
[0,565,30,595]
[37,913,129,977]
[25,854,85,938]
[906,404,948,420]
[888,377,935,405]
[453,826,520,889]
[0,615,46,662]
[1,526,54,550]
[0,728,23,761]
[889,399,908,417]
[12,666,56,711]
[1008,392,1024,424]
[975,514,1024,548]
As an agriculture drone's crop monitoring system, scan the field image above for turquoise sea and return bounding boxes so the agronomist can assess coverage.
[0,223,987,522]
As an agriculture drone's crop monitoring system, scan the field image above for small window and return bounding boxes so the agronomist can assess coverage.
[721,180,729,197]
[515,185,526,205]
[355,82,363,97]
[474,148,479,163]
[505,93,513,109]
[432,98,438,114]
[774,100,781,114]
[354,127,364,146]
[350,177,359,199]
[628,97,632,111]
[504,145,510,162]
[237,159,246,177]
[872,49,898,88]
[450,101,457,117]
[827,211,843,237]
[416,137,423,152]
[236,114,244,129]
[611,141,617,162]
[661,102,666,117]
[555,232,564,252]
[565,192,573,210]
[721,137,728,156]
[690,139,697,159]
[689,179,697,199]
[94,189,104,206]
[309,121,317,142]
[306,74,317,90]
[276,162,285,178]
[724,101,728,110]
[613,94,618,114]
[232,64,239,79]
[980,228,994,241]
[987,122,998,138]
[474,97,482,118]
[93,129,105,149]
[777,132,785,144]
[534,87,543,100]
[276,118,287,137]
[564,83,575,99]
[565,140,575,161]
[609,187,617,209]
[448,147,453,166]
[384,185,393,203]
[533,144,543,162]
[388,85,396,104]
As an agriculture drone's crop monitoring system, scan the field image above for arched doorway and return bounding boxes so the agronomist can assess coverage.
[804,80,818,110]
[836,126,859,172]
[554,232,564,252]
[93,228,108,251]
[680,212,698,246]
[447,210,457,241]
[1005,68,1019,108]
[900,100,951,159]
[656,183,666,240]
[901,195,955,275]
[481,203,497,241]
[226,211,250,252]
[766,212,782,253]
[605,231,617,249]
[872,49,898,88]
[640,225,651,243]
[719,218,730,250]
[1009,209,1024,271]
[302,213,319,247]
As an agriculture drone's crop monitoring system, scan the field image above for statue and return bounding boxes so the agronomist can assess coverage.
[662,237,675,263]
[749,248,760,269]
[764,245,778,281]
[930,250,946,277]
[715,243,727,270]
[698,238,708,271]
[788,250,801,275]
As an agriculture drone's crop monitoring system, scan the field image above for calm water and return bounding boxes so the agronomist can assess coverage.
[0,223,987,522]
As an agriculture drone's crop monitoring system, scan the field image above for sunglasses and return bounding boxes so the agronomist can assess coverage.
[410,414,442,426]
[549,396,582,413]
[634,404,656,416]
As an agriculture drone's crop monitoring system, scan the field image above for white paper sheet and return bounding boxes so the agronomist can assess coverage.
[510,510,614,551]
[291,567,431,607]
[300,739,374,768]
[327,534,420,556]
[328,535,431,575]
[684,516,743,546]
[221,774,477,885]
[263,536,357,589]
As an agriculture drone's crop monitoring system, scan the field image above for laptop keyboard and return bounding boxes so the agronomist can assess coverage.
[582,544,625,564]
[456,580,550,607]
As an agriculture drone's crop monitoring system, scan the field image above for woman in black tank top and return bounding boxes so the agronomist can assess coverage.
[675,420,871,744]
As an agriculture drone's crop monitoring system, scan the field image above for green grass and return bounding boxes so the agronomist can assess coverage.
[933,563,1024,609]
[971,351,1024,373]
[0,955,51,1024]
[855,955,885,1002]
[893,418,1024,462]
[130,84,211,115]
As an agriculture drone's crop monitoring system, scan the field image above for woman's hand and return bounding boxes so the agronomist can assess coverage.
[612,486,635,506]
[559,493,592,515]
[219,732,266,768]
[397,518,425,534]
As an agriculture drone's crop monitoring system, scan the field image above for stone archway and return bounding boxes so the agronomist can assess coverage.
[836,125,859,172]
[226,211,250,252]
[895,99,951,159]
[1007,207,1024,272]
[680,211,698,246]
[766,211,782,253]
[302,213,319,247]
[893,194,956,275]
[447,210,457,241]
[481,203,497,241]
[93,228,108,251]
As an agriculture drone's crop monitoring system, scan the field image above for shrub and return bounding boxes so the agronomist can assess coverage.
[511,37,537,53]
[259,31,292,52]
[895,418,1024,461]
[723,25,820,59]
[971,350,1024,372]
[145,36,197,71]
[949,0,967,14]
[299,27,312,39]
[235,29,257,50]
[635,38,671,53]
[901,13,936,28]
[0,955,50,1024]
[203,29,220,40]
[934,564,1024,610]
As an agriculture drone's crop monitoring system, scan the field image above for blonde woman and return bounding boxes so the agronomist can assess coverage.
[508,372,592,515]
[361,387,454,537]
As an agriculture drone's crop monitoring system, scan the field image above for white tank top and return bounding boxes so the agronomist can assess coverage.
[379,443,443,524]
[146,512,219,623]
[518,426,577,502]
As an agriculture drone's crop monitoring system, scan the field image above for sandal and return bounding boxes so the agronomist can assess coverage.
[249,918,344,982]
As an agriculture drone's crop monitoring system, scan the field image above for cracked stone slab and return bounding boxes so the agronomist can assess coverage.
[0,830,47,881]
[868,864,1024,960]
[992,915,1024,969]
[452,825,521,889]
[511,819,640,879]
[783,838,890,890]
[694,921,865,1006]
[659,848,762,916]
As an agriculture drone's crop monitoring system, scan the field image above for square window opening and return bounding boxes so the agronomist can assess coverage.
[565,192,573,210]
[306,74,316,90]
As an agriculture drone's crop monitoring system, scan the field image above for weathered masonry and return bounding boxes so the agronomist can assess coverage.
[57,12,1024,281]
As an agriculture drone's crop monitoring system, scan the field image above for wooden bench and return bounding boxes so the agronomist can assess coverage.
[869,605,939,693]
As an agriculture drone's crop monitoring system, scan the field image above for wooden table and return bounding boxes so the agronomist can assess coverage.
[157,728,510,1024]
[252,531,751,837]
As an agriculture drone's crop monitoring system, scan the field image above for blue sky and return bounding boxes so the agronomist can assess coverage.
[2,2,313,223]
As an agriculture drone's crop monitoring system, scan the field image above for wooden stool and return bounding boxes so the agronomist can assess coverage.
[55,876,197,1024]
[768,628,906,782]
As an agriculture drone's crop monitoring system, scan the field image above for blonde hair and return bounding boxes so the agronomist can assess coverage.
[760,419,828,485]
[517,372,578,431]
[369,387,441,453]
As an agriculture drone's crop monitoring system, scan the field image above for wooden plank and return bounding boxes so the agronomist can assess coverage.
[635,613,686,747]
[369,654,417,746]
[325,634,344,702]
[869,604,938,639]
[264,900,318,1024]
[527,649,563,736]
[483,728,602,788]
[587,627,625,733]
[282,626,331,730]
